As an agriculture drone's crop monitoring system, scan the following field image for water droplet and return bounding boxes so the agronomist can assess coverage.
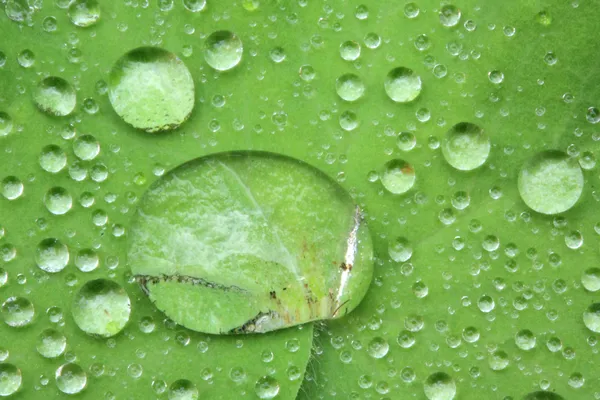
[340,40,361,61]
[0,363,21,396]
[168,379,199,400]
[404,3,419,18]
[397,132,416,151]
[488,350,509,370]
[183,0,206,12]
[439,5,461,27]
[254,376,280,399]
[109,47,195,132]
[414,34,430,51]
[299,65,315,82]
[586,107,599,124]
[42,16,57,32]
[37,329,67,358]
[2,296,34,327]
[441,123,490,171]
[565,230,583,249]
[384,67,422,103]
[36,238,69,273]
[477,295,495,312]
[33,77,77,117]
[536,11,552,26]
[423,372,456,400]
[1,176,23,200]
[75,248,99,272]
[72,279,131,337]
[381,159,415,194]
[488,70,504,84]
[582,268,600,292]
[0,112,13,137]
[339,110,359,131]
[367,337,389,358]
[336,73,365,102]
[518,150,583,214]
[524,391,564,400]
[515,329,536,350]
[364,32,381,49]
[388,237,412,262]
[39,145,67,173]
[204,30,243,71]
[583,303,600,333]
[68,0,100,27]
[17,49,35,68]
[55,363,87,394]
[44,187,72,215]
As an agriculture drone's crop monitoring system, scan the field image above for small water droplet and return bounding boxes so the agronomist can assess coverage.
[44,187,73,215]
[168,379,199,400]
[380,159,416,194]
[1,176,23,200]
[583,303,600,333]
[55,363,87,394]
[204,30,243,71]
[33,77,77,116]
[36,238,69,273]
[423,372,456,400]
[404,3,419,18]
[0,112,13,137]
[340,40,361,61]
[336,73,365,102]
[0,363,21,396]
[183,0,206,12]
[68,0,100,27]
[254,376,280,399]
[39,145,67,173]
[2,296,34,327]
[442,123,490,171]
[37,329,67,358]
[488,350,509,371]
[17,49,35,68]
[388,237,412,262]
[515,329,536,350]
[439,5,461,27]
[384,67,422,103]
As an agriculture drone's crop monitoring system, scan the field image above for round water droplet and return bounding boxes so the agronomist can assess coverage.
[204,30,243,71]
[367,337,389,358]
[109,47,195,132]
[380,159,415,194]
[0,363,21,396]
[75,248,99,272]
[255,376,280,399]
[183,0,206,12]
[442,122,490,171]
[0,112,13,137]
[2,297,34,327]
[523,391,564,400]
[388,237,412,262]
[488,70,504,84]
[477,295,495,313]
[583,303,600,333]
[55,363,86,394]
[72,279,131,337]
[424,372,456,400]
[37,329,67,358]
[36,238,69,273]
[439,5,460,27]
[364,32,381,49]
[339,110,358,131]
[582,268,600,292]
[586,107,599,124]
[488,350,509,371]
[515,329,536,350]
[44,187,72,215]
[1,176,23,200]
[168,379,198,400]
[299,65,315,82]
[336,73,365,102]
[33,77,76,117]
[39,145,67,173]
[17,49,35,68]
[269,47,286,63]
[397,132,416,151]
[340,41,361,61]
[73,134,100,160]
[565,230,583,249]
[68,0,100,27]
[518,150,583,214]
[128,151,373,334]
[384,67,422,103]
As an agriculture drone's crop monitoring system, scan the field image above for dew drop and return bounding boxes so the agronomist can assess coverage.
[442,122,490,171]
[36,238,69,273]
[55,363,87,394]
[340,40,361,61]
[488,70,504,84]
[109,47,195,132]
[423,372,456,400]
[397,132,416,151]
[384,67,422,103]
[477,295,495,313]
[380,159,415,194]
[183,0,206,12]
[0,112,13,137]
[339,110,359,131]
[518,150,583,214]
[17,49,35,68]
[68,0,100,27]
[439,5,461,27]
[2,296,34,327]
[0,363,21,396]
[565,230,583,249]
[515,329,536,350]
[269,46,286,63]
[582,268,600,292]
[336,73,365,102]
[583,303,600,333]
[367,337,389,358]
[404,2,419,18]
[388,237,412,262]
[75,248,99,272]
[37,328,67,358]
[39,144,67,173]
[44,187,72,215]
[254,376,280,399]
[1,176,23,200]
[72,279,131,337]
[33,77,76,117]
[204,30,243,71]
[488,350,509,371]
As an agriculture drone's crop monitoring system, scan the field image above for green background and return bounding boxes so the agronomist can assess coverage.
[0,0,599,399]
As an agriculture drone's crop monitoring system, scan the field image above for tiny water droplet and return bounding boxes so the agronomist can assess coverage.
[439,5,461,27]
[1,176,23,200]
[39,145,67,173]
[36,238,69,273]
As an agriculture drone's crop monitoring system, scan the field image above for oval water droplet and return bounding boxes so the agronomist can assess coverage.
[336,73,365,102]
[384,67,422,103]
[442,122,490,171]
[0,363,21,396]
[380,159,415,194]
[2,296,34,327]
[424,372,456,400]
[204,30,243,71]
[68,0,100,27]
[36,238,69,273]
[44,187,73,215]
[518,150,583,214]
[72,279,131,337]
[55,363,87,394]
[33,77,76,117]
[255,376,280,399]
[109,47,194,132]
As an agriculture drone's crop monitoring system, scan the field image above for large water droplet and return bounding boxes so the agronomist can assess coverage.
[439,5,461,27]
[442,122,490,171]
[68,0,100,27]
[204,30,243,71]
[255,376,280,399]
[44,187,73,215]
[2,296,34,327]
[72,279,131,337]
[423,372,456,400]
[336,73,365,102]
[0,363,21,396]
[33,77,76,117]
[36,238,69,273]
[380,159,415,194]
[168,379,198,400]
[583,303,600,333]
[384,67,421,103]
[37,329,67,358]
[518,150,583,214]
[109,47,195,132]
[39,145,67,173]
[55,363,87,394]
